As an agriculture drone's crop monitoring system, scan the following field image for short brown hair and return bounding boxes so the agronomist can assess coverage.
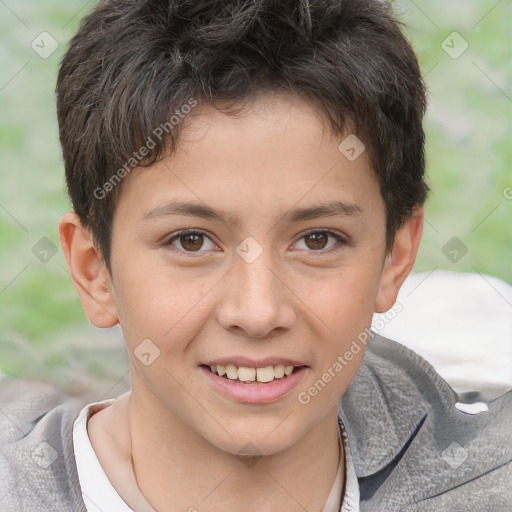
[56,0,428,270]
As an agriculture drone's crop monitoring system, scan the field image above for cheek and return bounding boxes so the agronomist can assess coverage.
[111,254,215,350]
[307,264,380,335]
[298,259,381,387]
[300,271,376,403]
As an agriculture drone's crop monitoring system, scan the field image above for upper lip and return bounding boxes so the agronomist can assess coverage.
[203,357,307,368]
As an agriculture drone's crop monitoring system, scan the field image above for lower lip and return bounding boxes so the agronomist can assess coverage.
[200,366,308,404]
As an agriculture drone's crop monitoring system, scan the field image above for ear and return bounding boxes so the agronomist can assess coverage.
[58,212,119,328]
[375,206,424,313]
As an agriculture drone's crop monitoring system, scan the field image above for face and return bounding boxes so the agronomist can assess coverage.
[67,92,421,457]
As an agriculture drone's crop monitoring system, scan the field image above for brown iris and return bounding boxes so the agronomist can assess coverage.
[304,232,328,250]
[180,233,204,251]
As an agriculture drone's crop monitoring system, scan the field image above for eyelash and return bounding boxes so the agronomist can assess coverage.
[163,228,348,255]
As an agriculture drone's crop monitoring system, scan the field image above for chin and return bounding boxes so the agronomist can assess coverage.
[202,419,302,458]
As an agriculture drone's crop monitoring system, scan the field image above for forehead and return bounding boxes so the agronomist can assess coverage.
[180,91,340,153]
[115,92,383,225]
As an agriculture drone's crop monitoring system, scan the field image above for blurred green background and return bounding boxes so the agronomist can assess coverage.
[0,0,511,397]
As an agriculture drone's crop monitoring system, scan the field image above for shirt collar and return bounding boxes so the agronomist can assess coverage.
[322,419,360,512]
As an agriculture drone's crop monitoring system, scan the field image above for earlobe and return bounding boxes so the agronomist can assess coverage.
[58,212,119,328]
[375,206,424,313]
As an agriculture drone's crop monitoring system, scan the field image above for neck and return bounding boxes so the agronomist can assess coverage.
[128,387,343,512]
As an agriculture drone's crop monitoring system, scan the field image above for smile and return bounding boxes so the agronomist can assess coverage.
[205,363,301,383]
[200,362,308,404]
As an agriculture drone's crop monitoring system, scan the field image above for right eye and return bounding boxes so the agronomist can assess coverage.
[164,229,219,254]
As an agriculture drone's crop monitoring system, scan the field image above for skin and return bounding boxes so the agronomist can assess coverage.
[59,91,423,512]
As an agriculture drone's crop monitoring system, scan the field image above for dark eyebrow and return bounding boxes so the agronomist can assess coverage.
[141,199,363,226]
[282,200,363,223]
[141,200,239,226]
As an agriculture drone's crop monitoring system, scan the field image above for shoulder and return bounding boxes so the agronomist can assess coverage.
[0,376,88,512]
[350,331,458,403]
[339,333,512,510]
[341,333,460,449]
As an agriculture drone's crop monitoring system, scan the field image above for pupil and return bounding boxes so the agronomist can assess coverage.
[306,233,327,250]
[182,234,203,251]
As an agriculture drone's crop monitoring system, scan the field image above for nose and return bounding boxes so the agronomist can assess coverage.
[216,247,296,339]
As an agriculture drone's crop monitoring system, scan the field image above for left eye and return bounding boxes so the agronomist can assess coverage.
[293,230,345,252]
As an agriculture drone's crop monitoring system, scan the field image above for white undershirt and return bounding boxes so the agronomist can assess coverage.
[73,399,359,512]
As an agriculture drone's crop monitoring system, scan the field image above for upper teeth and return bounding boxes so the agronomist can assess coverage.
[209,364,296,382]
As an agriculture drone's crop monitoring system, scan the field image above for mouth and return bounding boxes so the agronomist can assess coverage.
[201,363,305,384]
[199,362,309,404]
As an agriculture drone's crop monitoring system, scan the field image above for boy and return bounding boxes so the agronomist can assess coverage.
[1,0,511,511]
